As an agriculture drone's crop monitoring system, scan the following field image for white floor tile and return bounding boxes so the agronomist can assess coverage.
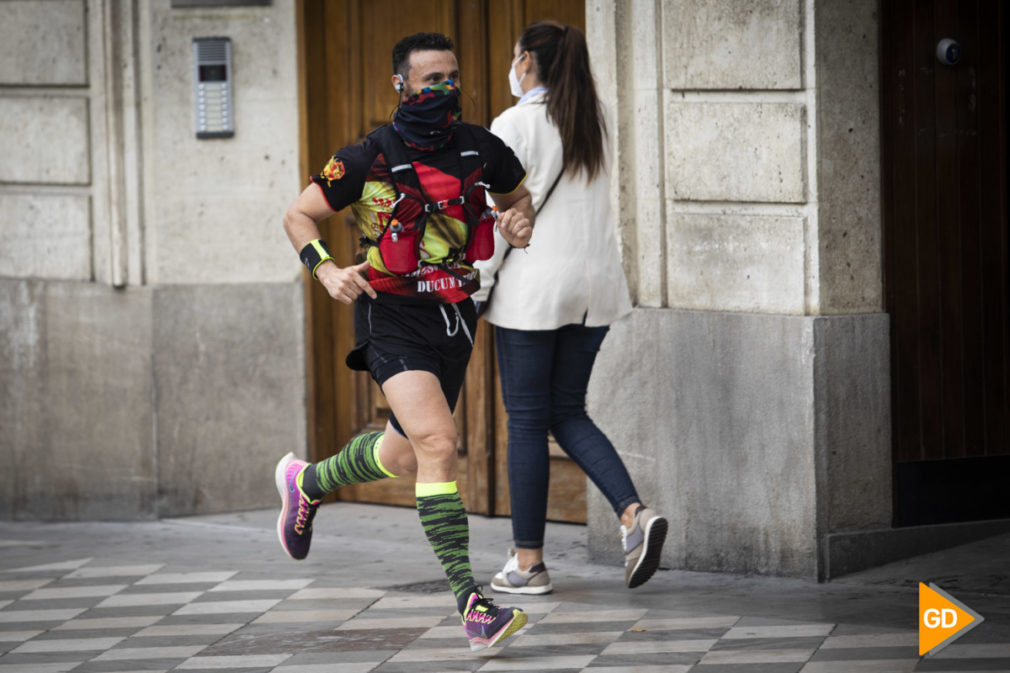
[820,633,918,649]
[135,572,236,585]
[538,608,648,624]
[172,599,280,615]
[388,647,494,663]
[512,631,623,647]
[64,565,163,579]
[55,615,162,630]
[634,616,739,631]
[0,579,53,592]
[722,624,835,639]
[370,595,458,609]
[602,639,718,654]
[287,587,385,601]
[23,584,127,600]
[97,592,201,608]
[133,623,243,637]
[12,636,125,653]
[92,645,205,660]
[253,608,359,624]
[208,579,313,592]
[336,615,444,630]
[175,654,291,669]
[5,558,91,573]
[0,608,86,623]
[478,654,597,670]
[589,662,694,666]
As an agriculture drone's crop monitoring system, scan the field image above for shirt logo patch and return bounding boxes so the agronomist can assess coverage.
[322,158,345,184]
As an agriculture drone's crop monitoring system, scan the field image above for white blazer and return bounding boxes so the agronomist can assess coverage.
[474,91,632,330]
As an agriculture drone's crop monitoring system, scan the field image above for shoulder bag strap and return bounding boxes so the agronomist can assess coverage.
[480,167,564,314]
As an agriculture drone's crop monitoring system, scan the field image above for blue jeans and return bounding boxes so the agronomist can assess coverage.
[495,324,640,549]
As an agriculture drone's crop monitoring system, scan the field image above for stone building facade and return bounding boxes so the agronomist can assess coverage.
[2,0,1005,580]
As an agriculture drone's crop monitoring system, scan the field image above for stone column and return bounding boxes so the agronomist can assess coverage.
[584,0,888,579]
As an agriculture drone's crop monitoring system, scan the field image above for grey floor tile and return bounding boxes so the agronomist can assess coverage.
[0,652,89,666]
[174,653,291,669]
[372,660,482,672]
[70,662,172,672]
[0,663,84,673]
[710,637,827,652]
[201,627,429,655]
[29,629,139,640]
[272,664,381,673]
[915,661,1010,672]
[799,660,917,672]
[589,651,702,667]
[699,647,815,665]
[519,621,634,635]
[617,627,729,642]
[807,645,920,661]
[691,664,803,673]
[281,650,394,665]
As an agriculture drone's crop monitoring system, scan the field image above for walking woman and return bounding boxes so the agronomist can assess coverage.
[474,20,668,594]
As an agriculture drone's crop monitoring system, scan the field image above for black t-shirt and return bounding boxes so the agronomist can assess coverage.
[311,123,526,302]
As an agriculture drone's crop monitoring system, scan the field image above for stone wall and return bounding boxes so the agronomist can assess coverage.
[0,0,306,520]
[585,0,889,579]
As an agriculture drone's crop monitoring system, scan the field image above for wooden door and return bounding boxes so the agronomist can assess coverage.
[298,0,589,522]
[881,0,1009,525]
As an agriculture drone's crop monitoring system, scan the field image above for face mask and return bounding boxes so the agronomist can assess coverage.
[508,54,527,98]
[393,80,462,151]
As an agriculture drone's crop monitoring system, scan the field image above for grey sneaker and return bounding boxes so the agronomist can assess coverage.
[490,548,553,595]
[621,507,668,588]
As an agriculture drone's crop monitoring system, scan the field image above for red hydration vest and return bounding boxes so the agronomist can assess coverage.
[366,124,496,276]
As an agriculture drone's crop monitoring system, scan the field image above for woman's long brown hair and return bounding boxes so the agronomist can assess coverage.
[519,21,606,181]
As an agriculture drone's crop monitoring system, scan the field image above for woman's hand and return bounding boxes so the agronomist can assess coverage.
[316,260,377,304]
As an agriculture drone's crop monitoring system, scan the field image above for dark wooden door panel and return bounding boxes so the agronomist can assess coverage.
[882,0,1008,524]
[300,0,589,522]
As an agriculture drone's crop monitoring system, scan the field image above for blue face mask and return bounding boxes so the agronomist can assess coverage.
[393,80,462,151]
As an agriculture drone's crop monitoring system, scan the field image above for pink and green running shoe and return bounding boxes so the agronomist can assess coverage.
[461,592,527,651]
[274,452,320,561]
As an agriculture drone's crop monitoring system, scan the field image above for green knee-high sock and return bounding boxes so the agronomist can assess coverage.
[416,481,478,613]
[298,432,396,500]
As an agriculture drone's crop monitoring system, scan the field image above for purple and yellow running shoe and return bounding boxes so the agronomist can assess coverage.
[274,452,320,561]
[461,592,527,651]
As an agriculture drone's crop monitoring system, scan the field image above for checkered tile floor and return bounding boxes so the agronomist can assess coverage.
[1,554,1007,673]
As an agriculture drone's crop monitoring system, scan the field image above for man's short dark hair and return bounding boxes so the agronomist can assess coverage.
[392,32,455,77]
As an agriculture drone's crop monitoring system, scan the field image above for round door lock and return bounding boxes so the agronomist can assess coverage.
[936,38,961,66]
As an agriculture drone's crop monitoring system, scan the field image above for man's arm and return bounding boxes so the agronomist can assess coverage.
[489,184,534,249]
[283,184,376,304]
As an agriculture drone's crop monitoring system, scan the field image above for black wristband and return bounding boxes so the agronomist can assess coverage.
[299,239,334,279]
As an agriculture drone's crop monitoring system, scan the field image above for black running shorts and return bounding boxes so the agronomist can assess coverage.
[346,293,477,437]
